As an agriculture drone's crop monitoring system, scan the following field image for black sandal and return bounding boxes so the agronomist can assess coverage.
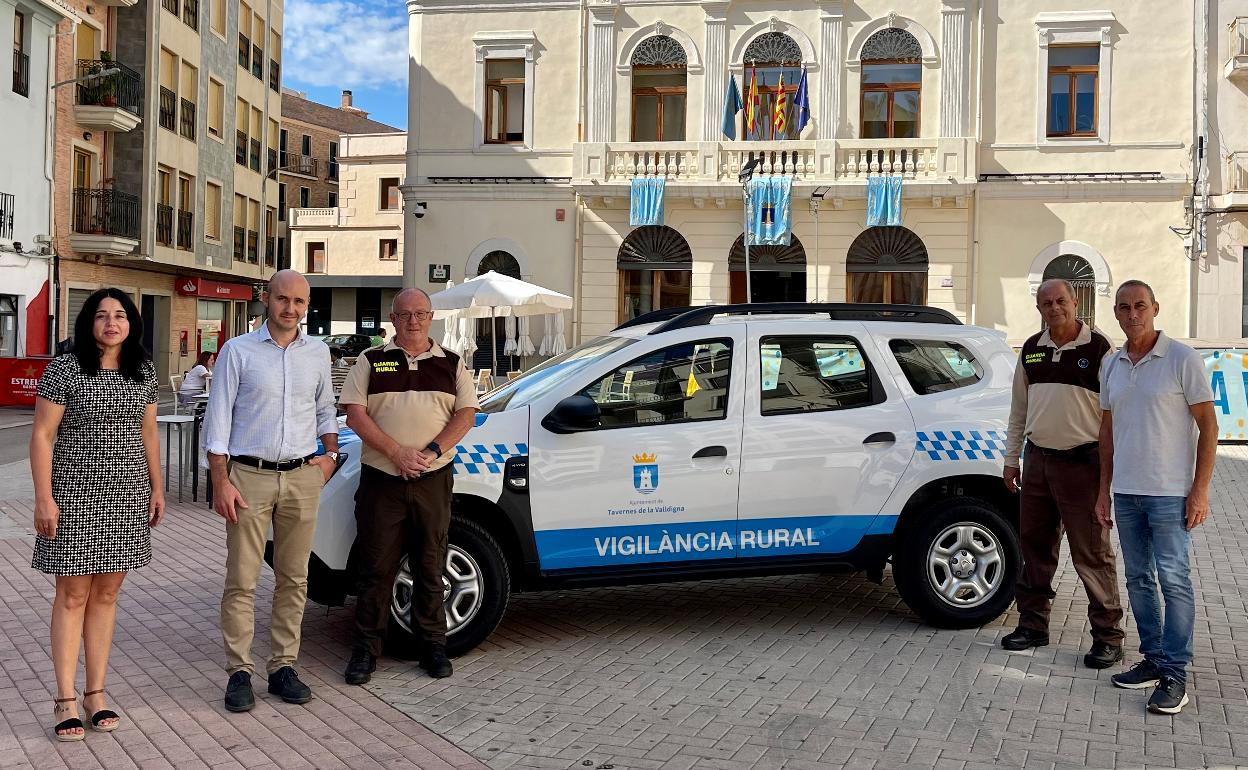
[82,689,120,733]
[52,695,84,742]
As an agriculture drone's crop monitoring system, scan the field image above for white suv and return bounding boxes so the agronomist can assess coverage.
[296,303,1021,656]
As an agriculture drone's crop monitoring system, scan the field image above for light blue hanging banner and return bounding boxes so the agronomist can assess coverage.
[746,176,793,246]
[866,175,903,227]
[629,177,666,226]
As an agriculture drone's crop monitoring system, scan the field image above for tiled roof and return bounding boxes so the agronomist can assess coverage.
[280,93,402,135]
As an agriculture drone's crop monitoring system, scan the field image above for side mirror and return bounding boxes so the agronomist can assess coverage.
[541,395,602,434]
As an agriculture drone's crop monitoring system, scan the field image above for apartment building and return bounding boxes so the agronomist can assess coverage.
[51,0,283,383]
[287,131,405,336]
[0,0,75,356]
[402,0,1217,345]
[276,89,400,272]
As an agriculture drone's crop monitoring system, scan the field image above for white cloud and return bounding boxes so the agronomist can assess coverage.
[282,0,407,89]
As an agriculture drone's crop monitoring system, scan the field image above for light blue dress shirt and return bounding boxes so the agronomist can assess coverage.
[203,322,338,461]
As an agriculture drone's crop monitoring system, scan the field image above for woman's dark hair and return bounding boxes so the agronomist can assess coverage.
[194,350,215,368]
[72,288,150,381]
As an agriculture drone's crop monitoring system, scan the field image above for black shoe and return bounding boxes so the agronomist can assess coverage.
[1001,627,1050,651]
[1112,659,1164,690]
[1147,676,1189,714]
[1084,641,1125,669]
[224,671,254,713]
[421,644,453,679]
[344,648,376,686]
[266,666,312,704]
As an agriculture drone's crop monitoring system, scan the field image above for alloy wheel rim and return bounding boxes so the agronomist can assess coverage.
[391,545,484,637]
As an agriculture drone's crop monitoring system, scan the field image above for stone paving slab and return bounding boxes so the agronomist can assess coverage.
[358,446,1248,770]
[0,498,486,770]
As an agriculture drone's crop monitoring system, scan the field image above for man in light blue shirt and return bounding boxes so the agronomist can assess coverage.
[203,269,338,713]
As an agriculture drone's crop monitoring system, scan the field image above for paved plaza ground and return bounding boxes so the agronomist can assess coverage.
[0,444,1245,769]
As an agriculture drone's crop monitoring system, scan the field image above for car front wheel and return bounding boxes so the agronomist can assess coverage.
[388,518,510,657]
[892,496,1020,629]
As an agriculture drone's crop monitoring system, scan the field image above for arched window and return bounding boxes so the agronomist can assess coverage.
[631,35,687,141]
[847,226,928,304]
[1042,254,1097,327]
[618,225,691,321]
[860,28,922,139]
[728,234,806,303]
[742,32,803,141]
[477,250,522,279]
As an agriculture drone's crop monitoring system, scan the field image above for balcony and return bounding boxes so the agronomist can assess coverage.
[249,139,261,172]
[74,60,142,132]
[70,188,140,256]
[1220,151,1248,210]
[232,226,245,261]
[1227,17,1248,80]
[572,138,976,196]
[158,87,176,132]
[251,45,263,79]
[236,130,247,166]
[181,0,198,30]
[177,210,193,250]
[238,34,249,69]
[267,147,278,175]
[0,192,13,239]
[156,203,173,246]
[281,153,319,177]
[246,230,259,264]
[265,236,275,267]
[12,48,28,97]
[269,60,280,92]
[179,98,196,140]
[287,207,339,228]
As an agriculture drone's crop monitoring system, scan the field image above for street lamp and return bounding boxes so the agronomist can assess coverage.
[49,67,119,91]
[738,157,762,304]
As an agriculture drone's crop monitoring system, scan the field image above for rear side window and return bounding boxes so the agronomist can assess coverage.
[889,339,983,395]
[580,339,733,428]
[759,336,881,415]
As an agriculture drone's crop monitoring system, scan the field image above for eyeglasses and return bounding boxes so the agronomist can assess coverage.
[394,311,434,322]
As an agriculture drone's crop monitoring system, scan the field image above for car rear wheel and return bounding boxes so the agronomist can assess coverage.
[893,496,1019,629]
[387,518,510,657]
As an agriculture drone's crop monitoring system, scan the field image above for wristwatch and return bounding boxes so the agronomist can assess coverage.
[426,441,443,459]
[325,451,340,463]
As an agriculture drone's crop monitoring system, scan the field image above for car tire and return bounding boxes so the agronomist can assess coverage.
[387,517,510,658]
[892,496,1020,629]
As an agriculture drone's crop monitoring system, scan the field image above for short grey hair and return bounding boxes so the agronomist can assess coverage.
[1115,279,1157,304]
[391,287,432,313]
[1036,278,1076,302]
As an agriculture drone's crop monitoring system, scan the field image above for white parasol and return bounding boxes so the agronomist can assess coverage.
[551,311,567,355]
[439,280,459,351]
[503,315,518,356]
[517,315,537,356]
[458,315,478,360]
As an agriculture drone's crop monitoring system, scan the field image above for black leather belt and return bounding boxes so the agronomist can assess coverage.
[1026,441,1098,458]
[233,454,316,472]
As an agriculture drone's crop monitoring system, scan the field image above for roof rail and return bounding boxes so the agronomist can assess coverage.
[622,303,960,335]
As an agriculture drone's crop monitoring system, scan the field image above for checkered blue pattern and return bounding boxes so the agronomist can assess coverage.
[915,430,1005,461]
[454,443,528,474]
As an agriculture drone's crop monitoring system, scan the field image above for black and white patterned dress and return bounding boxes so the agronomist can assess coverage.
[32,355,158,576]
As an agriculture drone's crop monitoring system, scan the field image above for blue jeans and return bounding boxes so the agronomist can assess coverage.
[1113,494,1194,683]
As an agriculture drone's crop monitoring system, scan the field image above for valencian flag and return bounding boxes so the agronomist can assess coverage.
[721,74,743,140]
[794,67,811,133]
[773,72,788,138]
[745,67,760,137]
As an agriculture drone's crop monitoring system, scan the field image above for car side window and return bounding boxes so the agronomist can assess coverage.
[579,339,732,428]
[889,339,983,395]
[759,336,880,415]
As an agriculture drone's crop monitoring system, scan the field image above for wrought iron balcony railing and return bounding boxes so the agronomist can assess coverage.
[235,130,247,165]
[0,192,14,239]
[156,203,173,245]
[74,188,141,240]
[179,98,196,140]
[158,87,176,131]
[232,226,245,261]
[74,60,143,115]
[12,48,29,97]
[177,209,193,250]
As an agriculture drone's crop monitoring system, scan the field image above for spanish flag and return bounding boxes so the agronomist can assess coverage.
[773,72,788,138]
[745,67,760,137]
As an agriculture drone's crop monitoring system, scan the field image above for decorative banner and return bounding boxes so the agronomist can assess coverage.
[746,175,793,246]
[0,356,52,407]
[866,174,903,227]
[1203,348,1248,442]
[629,177,666,226]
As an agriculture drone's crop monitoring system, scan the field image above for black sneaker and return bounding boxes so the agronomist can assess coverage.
[344,648,376,686]
[1084,641,1124,670]
[266,666,312,704]
[1147,676,1189,714]
[421,644,453,679]
[1111,660,1163,690]
[1000,627,1049,651]
[224,671,254,713]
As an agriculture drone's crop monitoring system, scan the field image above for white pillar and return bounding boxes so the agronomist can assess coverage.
[816,0,844,140]
[586,2,618,143]
[701,1,729,140]
[402,0,424,288]
[939,0,973,138]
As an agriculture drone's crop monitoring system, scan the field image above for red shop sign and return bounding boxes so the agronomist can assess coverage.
[0,357,52,407]
[175,276,254,301]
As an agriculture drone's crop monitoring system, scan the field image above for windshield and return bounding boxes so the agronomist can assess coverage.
[481,335,637,412]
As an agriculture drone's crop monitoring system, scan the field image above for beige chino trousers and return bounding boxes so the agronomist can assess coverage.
[221,461,322,675]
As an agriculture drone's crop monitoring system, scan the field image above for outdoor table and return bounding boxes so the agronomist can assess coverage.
[156,414,196,502]
[190,393,211,502]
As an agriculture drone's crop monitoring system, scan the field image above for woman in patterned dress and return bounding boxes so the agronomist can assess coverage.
[29,288,165,741]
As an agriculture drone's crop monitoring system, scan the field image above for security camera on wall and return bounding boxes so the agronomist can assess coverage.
[411,201,428,219]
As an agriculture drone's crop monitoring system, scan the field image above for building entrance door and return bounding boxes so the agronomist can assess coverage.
[729,234,807,303]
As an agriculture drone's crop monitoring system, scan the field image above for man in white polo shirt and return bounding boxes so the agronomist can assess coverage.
[1095,280,1218,715]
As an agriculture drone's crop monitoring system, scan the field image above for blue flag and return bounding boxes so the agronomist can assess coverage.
[866,175,903,227]
[722,75,743,140]
[630,177,666,226]
[794,68,811,134]
[747,176,793,246]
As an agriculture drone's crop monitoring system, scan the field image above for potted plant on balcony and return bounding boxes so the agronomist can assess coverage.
[97,50,119,107]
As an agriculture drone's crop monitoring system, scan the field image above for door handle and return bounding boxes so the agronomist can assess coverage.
[863,432,896,445]
[693,445,728,459]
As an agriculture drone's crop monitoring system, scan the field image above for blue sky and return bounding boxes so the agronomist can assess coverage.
[283,0,409,129]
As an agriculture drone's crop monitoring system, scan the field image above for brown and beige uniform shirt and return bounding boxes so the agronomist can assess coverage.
[338,340,479,475]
